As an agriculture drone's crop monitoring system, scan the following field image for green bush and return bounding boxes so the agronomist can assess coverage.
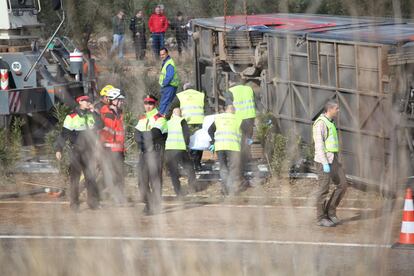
[123,109,138,157]
[271,133,288,176]
[0,118,23,176]
[256,112,274,145]
[256,113,314,176]
[45,104,72,176]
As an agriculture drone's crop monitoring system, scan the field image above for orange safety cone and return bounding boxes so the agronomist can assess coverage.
[392,188,414,249]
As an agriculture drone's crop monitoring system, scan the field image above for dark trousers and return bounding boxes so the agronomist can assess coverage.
[102,149,125,203]
[315,157,348,221]
[190,150,203,170]
[165,150,196,195]
[151,33,165,58]
[133,35,146,60]
[217,150,242,195]
[189,124,203,170]
[241,118,255,167]
[138,149,164,212]
[176,35,187,55]
[69,149,99,209]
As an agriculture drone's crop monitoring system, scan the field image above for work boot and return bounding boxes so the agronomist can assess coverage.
[89,203,102,210]
[142,205,153,216]
[70,204,80,213]
[237,181,252,193]
[316,218,336,227]
[329,215,341,225]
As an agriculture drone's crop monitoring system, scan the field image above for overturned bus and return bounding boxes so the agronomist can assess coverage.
[191,13,414,191]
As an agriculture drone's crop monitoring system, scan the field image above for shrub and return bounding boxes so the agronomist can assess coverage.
[45,104,72,176]
[0,118,23,176]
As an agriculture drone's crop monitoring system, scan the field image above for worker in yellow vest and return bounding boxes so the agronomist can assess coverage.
[226,81,256,168]
[55,95,103,211]
[208,105,249,195]
[171,82,206,170]
[134,95,167,215]
[159,47,180,115]
[165,108,198,196]
[313,100,347,227]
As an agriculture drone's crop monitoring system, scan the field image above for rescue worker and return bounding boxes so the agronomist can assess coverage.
[172,82,205,170]
[95,84,114,113]
[165,108,197,196]
[226,81,257,166]
[159,47,179,116]
[99,88,126,204]
[55,95,103,211]
[208,105,247,195]
[134,95,167,215]
[313,100,347,227]
[93,84,114,199]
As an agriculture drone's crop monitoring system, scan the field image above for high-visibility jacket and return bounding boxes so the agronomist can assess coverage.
[229,85,256,120]
[63,111,96,131]
[56,109,99,152]
[99,105,125,152]
[159,57,179,88]
[214,112,242,152]
[165,115,186,150]
[177,89,205,125]
[313,115,339,153]
[135,108,167,134]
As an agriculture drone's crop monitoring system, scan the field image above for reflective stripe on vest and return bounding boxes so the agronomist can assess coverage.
[159,58,180,87]
[313,115,339,153]
[102,126,124,136]
[214,113,242,152]
[177,89,205,125]
[103,143,124,150]
[63,113,95,131]
[166,116,186,150]
[229,85,256,120]
[135,108,167,134]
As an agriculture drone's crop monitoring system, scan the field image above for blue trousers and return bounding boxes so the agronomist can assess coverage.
[152,33,165,57]
[159,85,177,115]
[110,34,125,58]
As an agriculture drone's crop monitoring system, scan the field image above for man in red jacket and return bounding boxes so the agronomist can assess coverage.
[99,87,126,205]
[148,5,169,58]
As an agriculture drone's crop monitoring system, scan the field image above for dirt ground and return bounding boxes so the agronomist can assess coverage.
[0,170,383,206]
[1,171,413,275]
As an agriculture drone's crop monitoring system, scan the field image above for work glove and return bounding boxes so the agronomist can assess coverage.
[323,164,330,173]
[209,144,215,152]
[246,138,254,145]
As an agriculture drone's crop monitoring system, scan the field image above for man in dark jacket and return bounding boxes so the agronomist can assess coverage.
[55,95,103,211]
[171,11,188,55]
[130,10,147,60]
[110,10,126,59]
[134,95,167,215]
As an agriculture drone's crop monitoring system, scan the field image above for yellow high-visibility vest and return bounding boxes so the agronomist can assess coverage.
[313,115,339,153]
[177,89,205,125]
[214,112,242,152]
[63,112,95,131]
[229,85,256,120]
[165,115,186,150]
[135,108,167,134]
[159,58,179,88]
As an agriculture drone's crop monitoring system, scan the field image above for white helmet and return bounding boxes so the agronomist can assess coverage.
[107,88,125,100]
